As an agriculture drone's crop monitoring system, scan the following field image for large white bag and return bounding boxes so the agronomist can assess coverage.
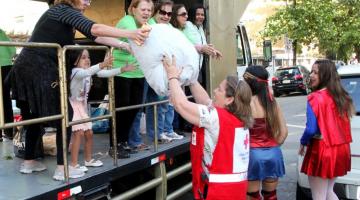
[130,24,199,96]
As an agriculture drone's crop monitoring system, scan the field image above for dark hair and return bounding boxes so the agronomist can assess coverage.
[153,0,173,17]
[67,49,85,69]
[244,65,281,138]
[225,75,253,129]
[313,59,355,117]
[188,4,206,29]
[170,4,186,29]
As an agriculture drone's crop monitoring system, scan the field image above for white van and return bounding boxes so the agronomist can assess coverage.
[296,64,360,200]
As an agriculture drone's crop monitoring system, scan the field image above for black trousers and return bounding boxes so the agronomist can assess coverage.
[110,76,144,146]
[1,65,14,137]
[18,100,72,164]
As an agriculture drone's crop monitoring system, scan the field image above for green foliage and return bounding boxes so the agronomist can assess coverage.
[262,0,360,61]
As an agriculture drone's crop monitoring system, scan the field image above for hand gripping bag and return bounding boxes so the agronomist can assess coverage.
[130,24,199,96]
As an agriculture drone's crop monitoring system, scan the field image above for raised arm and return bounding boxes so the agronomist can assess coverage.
[94,37,132,53]
[189,82,211,106]
[163,55,201,126]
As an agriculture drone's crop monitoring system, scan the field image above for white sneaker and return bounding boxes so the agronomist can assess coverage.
[19,161,47,174]
[165,132,184,140]
[159,133,173,143]
[84,159,103,167]
[75,164,88,173]
[53,166,85,181]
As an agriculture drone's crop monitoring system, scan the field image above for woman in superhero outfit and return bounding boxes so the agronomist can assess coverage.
[162,55,253,200]
[299,59,355,200]
[243,65,288,200]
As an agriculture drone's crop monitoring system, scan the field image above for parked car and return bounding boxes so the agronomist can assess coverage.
[272,65,310,97]
[296,64,360,200]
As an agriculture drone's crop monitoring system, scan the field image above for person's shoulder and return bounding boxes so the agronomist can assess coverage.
[148,18,156,25]
[117,15,136,28]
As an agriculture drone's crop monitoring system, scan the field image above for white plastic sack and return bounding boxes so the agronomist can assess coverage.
[130,24,199,96]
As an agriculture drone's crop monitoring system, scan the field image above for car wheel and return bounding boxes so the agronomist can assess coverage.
[273,90,280,97]
[296,183,312,200]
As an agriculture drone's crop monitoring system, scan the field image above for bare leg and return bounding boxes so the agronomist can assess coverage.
[70,130,84,167]
[84,129,93,162]
[247,180,261,200]
[262,178,278,200]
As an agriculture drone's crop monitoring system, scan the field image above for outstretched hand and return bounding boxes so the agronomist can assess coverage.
[121,62,136,73]
[99,53,114,69]
[131,28,150,46]
[162,54,181,79]
[120,42,133,54]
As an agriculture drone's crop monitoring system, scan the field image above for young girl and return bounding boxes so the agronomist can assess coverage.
[69,49,134,172]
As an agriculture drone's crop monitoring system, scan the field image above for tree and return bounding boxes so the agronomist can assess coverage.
[262,0,360,62]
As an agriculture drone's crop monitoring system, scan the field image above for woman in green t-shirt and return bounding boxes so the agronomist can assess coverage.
[110,0,154,159]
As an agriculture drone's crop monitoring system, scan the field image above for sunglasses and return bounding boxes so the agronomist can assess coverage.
[159,9,172,17]
[177,12,188,17]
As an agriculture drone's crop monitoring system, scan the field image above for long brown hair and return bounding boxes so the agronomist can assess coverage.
[170,4,186,29]
[244,65,281,138]
[313,59,355,117]
[225,76,253,129]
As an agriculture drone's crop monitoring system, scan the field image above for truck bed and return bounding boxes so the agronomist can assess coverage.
[0,133,190,200]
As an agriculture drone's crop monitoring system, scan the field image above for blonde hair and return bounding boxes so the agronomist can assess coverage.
[54,0,81,8]
[128,0,154,16]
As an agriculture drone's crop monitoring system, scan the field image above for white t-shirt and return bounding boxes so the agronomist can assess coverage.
[197,104,219,166]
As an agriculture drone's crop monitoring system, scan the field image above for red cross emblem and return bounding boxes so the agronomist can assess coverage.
[244,134,249,149]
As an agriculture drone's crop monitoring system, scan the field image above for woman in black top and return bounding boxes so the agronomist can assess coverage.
[9,0,148,181]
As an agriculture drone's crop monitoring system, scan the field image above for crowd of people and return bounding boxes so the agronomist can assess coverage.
[0,0,354,199]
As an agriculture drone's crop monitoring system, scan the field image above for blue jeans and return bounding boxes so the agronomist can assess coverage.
[128,81,148,147]
[163,104,174,133]
[145,86,167,140]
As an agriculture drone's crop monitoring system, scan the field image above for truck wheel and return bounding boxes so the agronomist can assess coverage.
[296,183,312,200]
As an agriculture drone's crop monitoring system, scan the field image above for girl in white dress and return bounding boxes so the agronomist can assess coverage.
[69,49,134,172]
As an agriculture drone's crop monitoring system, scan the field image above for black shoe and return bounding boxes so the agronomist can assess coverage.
[108,147,130,159]
[119,142,131,151]
[117,148,130,159]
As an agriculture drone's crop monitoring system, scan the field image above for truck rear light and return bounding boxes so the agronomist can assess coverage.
[58,186,82,200]
[295,74,303,80]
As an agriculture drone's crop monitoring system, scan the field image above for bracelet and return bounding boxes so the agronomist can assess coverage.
[168,77,179,81]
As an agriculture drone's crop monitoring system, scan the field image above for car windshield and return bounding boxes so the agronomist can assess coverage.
[341,76,360,115]
[275,68,300,78]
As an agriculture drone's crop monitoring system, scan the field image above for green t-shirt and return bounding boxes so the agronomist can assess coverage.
[112,15,155,78]
[182,22,197,44]
[0,29,16,67]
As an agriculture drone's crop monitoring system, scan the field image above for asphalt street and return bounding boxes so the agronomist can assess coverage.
[276,93,308,200]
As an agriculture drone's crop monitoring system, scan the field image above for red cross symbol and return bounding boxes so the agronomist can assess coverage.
[244,134,249,150]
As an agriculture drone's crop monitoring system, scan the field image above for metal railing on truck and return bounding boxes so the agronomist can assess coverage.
[0,42,192,199]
